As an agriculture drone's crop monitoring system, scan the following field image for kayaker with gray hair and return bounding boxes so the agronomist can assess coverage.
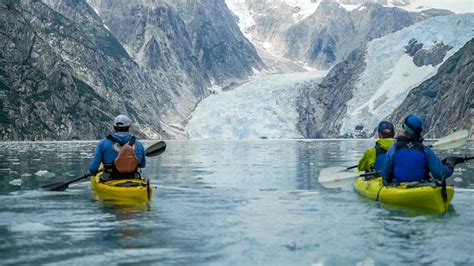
[87,114,146,181]
[358,121,396,174]
[381,115,459,184]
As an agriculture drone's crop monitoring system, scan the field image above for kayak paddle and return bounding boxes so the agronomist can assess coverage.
[41,174,90,192]
[319,129,469,175]
[429,129,469,150]
[319,171,379,188]
[145,140,166,157]
[440,155,473,211]
[319,165,358,176]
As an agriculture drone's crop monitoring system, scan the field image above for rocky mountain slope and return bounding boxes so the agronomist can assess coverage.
[226,0,452,69]
[1,0,263,140]
[388,38,474,138]
[1,0,155,140]
[296,48,366,138]
[297,14,474,138]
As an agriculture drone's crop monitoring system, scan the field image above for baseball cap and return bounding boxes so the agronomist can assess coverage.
[377,121,395,138]
[113,115,131,127]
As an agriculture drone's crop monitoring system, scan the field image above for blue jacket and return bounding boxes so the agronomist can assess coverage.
[88,132,146,175]
[382,139,453,184]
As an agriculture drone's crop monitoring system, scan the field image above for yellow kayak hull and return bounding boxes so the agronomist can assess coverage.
[354,177,454,213]
[90,171,153,202]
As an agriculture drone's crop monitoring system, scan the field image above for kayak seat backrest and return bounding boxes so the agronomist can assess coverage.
[113,181,145,187]
[406,182,438,188]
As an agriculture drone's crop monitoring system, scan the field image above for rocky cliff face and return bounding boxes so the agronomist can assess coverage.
[285,2,450,69]
[1,0,162,140]
[388,38,474,138]
[405,39,453,67]
[227,0,452,69]
[81,0,263,133]
[296,48,366,138]
[173,0,264,84]
[1,0,263,140]
[296,14,473,138]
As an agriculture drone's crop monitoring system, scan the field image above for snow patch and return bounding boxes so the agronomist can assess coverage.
[340,14,474,136]
[90,5,100,16]
[225,0,256,34]
[340,3,362,11]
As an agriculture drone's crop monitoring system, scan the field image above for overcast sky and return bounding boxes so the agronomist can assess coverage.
[411,0,474,13]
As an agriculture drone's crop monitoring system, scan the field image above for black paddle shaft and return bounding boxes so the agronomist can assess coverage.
[40,174,89,192]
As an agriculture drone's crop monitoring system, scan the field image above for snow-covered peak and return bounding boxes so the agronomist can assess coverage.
[225,0,321,32]
[225,0,473,32]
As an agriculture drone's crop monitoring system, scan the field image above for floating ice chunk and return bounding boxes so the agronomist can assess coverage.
[9,179,22,186]
[35,170,56,178]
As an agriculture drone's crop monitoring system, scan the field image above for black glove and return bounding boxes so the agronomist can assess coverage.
[442,156,465,167]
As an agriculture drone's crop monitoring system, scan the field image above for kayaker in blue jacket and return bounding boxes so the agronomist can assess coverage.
[87,114,146,180]
[381,115,455,184]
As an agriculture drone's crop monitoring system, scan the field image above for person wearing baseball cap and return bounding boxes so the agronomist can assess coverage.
[358,121,396,174]
[113,114,132,128]
[381,115,454,184]
[88,114,146,181]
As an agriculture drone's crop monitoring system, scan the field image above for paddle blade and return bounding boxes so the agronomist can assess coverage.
[431,130,469,150]
[318,171,360,188]
[40,181,70,192]
[319,166,348,175]
[319,165,358,175]
[145,141,166,157]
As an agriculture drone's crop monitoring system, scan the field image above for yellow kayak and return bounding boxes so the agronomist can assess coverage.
[354,177,454,213]
[90,171,153,202]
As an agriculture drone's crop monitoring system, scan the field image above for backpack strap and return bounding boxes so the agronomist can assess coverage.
[375,142,387,156]
[106,134,126,146]
[128,136,136,146]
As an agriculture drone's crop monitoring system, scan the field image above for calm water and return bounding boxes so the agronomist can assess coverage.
[0,140,473,265]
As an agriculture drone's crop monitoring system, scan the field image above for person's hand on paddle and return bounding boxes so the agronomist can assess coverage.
[442,156,465,168]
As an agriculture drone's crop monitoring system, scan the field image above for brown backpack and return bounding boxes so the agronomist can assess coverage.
[107,135,139,174]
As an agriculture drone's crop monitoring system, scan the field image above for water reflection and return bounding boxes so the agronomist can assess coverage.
[0,140,473,265]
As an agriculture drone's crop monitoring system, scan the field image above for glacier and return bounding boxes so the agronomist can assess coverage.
[185,72,326,139]
[340,14,474,136]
